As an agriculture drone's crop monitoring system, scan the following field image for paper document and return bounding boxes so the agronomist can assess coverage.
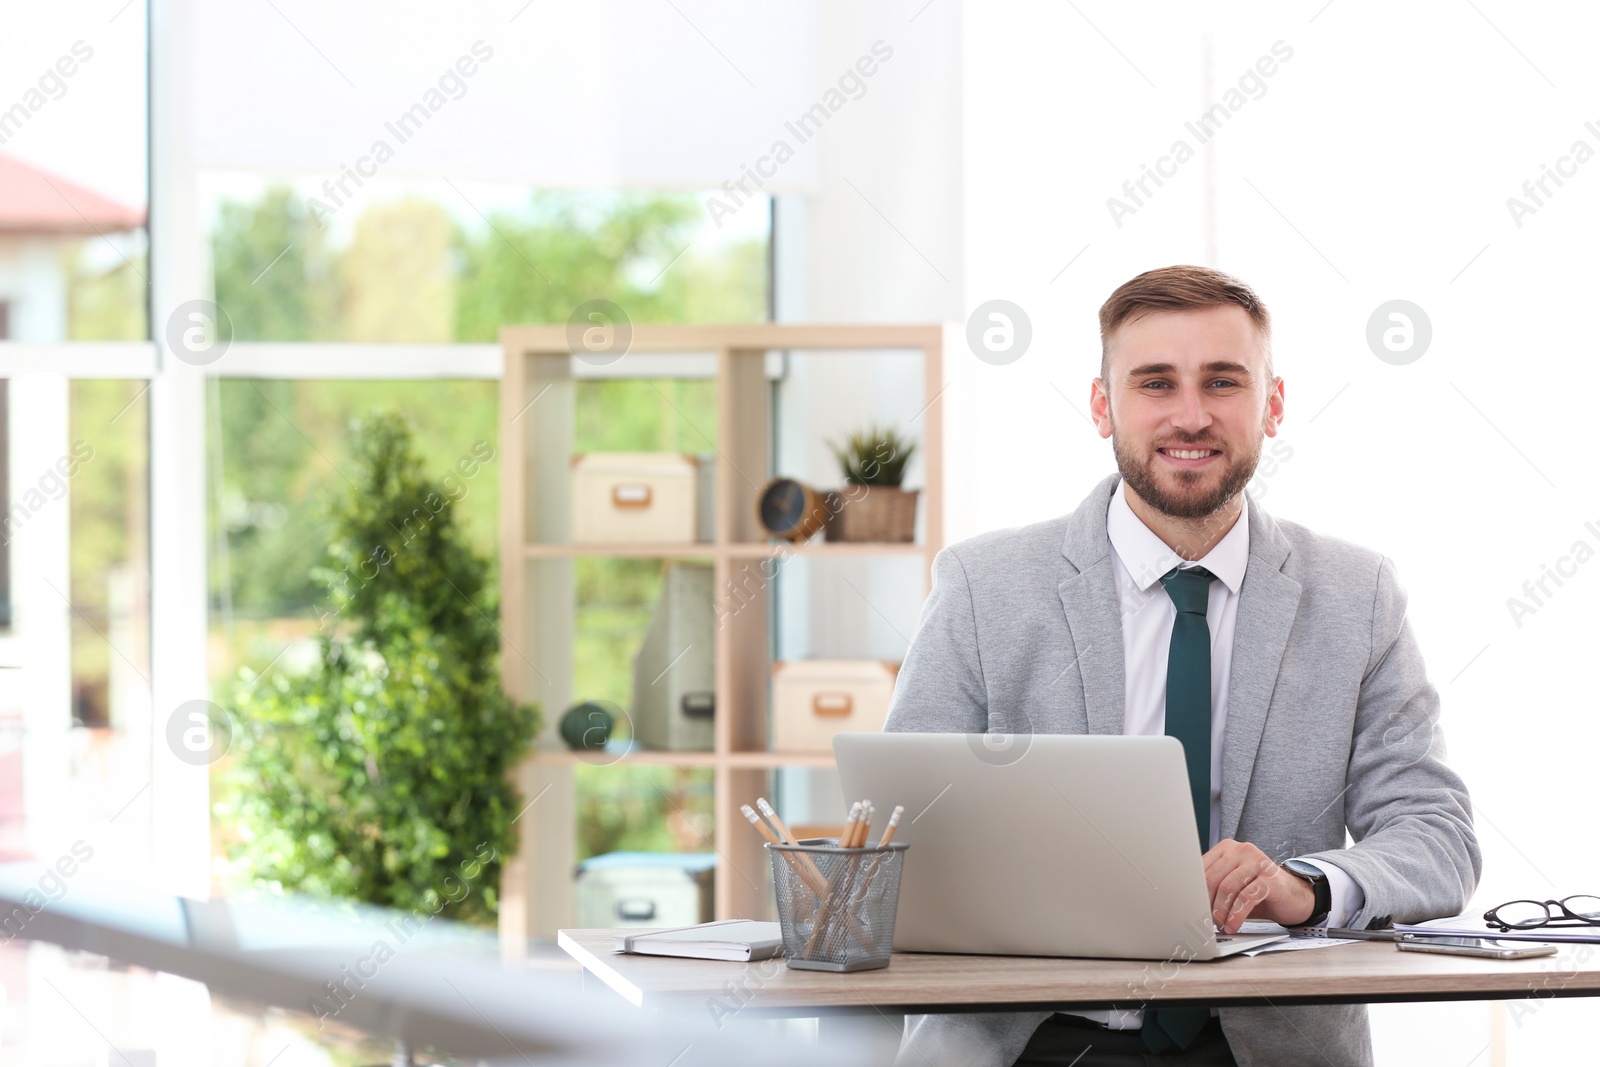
[1233,920,1358,956]
[1241,936,1359,956]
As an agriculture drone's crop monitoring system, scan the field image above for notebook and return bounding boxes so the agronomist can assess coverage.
[1397,915,1600,943]
[614,920,785,961]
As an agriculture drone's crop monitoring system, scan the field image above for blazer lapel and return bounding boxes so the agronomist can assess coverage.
[1057,475,1127,736]
[1219,504,1303,841]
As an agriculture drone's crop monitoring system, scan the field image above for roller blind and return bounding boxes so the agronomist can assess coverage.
[194,0,821,191]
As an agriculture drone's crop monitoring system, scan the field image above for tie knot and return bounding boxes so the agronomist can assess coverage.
[1160,566,1216,615]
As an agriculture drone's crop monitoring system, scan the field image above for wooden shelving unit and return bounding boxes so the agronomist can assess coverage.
[496,324,944,954]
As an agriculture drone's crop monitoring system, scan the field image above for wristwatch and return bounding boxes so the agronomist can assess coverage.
[1280,859,1332,927]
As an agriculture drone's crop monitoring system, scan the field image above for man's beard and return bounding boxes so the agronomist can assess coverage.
[1112,428,1260,520]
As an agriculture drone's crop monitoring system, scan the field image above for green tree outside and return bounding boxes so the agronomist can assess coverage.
[211,187,338,340]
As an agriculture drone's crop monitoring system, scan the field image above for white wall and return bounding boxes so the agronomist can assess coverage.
[773,0,964,824]
[959,1,1600,1061]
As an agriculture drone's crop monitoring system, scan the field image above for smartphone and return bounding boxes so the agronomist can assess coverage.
[1396,936,1557,960]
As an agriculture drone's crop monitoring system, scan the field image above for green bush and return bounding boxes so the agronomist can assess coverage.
[222,412,538,925]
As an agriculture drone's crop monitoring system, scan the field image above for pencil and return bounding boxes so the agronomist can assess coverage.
[820,800,880,959]
[747,802,848,918]
[756,797,799,844]
[841,801,862,848]
[741,804,781,845]
[856,802,874,848]
[876,805,904,847]
[806,804,858,958]
[856,802,871,847]
[754,796,872,956]
[757,797,831,894]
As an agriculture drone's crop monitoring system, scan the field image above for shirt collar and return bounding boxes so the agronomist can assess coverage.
[1106,479,1251,595]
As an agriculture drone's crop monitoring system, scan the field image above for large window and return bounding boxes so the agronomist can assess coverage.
[4,0,798,1060]
[203,193,768,888]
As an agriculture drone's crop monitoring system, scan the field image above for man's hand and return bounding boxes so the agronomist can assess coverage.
[1202,839,1315,934]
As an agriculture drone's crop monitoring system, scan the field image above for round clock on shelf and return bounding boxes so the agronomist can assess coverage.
[756,477,829,542]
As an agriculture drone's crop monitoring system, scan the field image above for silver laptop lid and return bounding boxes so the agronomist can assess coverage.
[834,732,1224,961]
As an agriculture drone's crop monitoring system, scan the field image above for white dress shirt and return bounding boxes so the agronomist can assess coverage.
[1071,482,1363,1030]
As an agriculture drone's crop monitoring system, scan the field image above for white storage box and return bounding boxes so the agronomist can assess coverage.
[771,659,899,753]
[571,452,714,544]
[632,561,715,751]
[574,851,716,928]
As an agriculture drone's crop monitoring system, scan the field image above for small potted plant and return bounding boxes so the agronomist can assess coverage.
[824,426,919,543]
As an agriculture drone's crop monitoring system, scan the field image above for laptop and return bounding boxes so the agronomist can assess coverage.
[833,732,1286,960]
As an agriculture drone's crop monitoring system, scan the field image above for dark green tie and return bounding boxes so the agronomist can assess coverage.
[1142,565,1218,1056]
[1161,566,1217,852]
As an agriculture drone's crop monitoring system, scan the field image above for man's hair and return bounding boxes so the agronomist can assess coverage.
[1097,265,1273,383]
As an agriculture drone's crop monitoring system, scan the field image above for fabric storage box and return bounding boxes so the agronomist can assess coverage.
[574,851,716,928]
[632,561,715,751]
[571,452,714,544]
[771,660,899,753]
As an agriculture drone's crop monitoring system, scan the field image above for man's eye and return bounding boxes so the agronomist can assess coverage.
[1142,380,1171,390]
[1209,379,1238,388]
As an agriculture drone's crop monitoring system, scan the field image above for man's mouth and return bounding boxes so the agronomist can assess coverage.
[1157,446,1222,463]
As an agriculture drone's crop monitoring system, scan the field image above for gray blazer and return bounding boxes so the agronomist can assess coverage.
[885,475,1480,1067]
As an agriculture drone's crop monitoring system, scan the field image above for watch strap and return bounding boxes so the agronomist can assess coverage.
[1280,860,1332,926]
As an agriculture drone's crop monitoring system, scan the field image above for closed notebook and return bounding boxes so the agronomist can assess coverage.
[614,920,784,961]
[1396,915,1600,943]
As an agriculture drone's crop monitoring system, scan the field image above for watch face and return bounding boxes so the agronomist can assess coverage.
[1281,859,1323,880]
[759,478,808,534]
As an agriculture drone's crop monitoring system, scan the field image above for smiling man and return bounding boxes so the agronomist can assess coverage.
[887,266,1480,1066]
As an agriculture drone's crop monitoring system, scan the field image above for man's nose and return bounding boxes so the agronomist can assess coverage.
[1170,386,1213,434]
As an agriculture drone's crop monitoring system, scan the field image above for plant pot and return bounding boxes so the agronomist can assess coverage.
[823,487,918,543]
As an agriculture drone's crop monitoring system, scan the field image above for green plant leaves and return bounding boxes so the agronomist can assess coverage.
[827,424,918,487]
[222,412,538,926]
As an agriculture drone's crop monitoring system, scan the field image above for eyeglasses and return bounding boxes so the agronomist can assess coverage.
[1484,895,1600,931]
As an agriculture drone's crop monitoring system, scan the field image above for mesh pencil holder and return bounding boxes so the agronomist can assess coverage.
[766,838,910,972]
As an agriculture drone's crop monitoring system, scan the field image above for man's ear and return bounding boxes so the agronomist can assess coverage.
[1090,378,1114,440]
[1262,376,1285,437]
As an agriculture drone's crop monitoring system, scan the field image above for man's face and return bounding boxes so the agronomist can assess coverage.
[1089,305,1284,520]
